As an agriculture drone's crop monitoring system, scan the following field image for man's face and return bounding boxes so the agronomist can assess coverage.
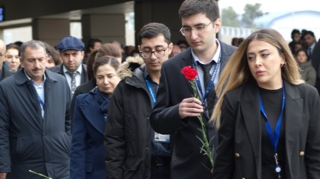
[181,13,221,54]
[304,34,315,47]
[138,35,173,74]
[90,42,101,52]
[293,33,300,43]
[20,46,46,82]
[60,50,84,72]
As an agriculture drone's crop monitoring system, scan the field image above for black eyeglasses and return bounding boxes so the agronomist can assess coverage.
[180,21,213,36]
[140,46,168,58]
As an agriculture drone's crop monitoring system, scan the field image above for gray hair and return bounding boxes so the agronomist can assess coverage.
[20,40,46,59]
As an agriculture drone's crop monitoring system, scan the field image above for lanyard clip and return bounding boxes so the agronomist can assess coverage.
[274,153,279,165]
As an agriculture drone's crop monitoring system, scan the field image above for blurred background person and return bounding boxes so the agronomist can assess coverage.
[70,56,121,179]
[124,45,135,58]
[296,49,316,86]
[13,41,23,47]
[231,37,239,46]
[0,39,12,82]
[83,38,102,64]
[130,49,140,57]
[288,29,301,54]
[44,42,62,69]
[169,44,181,58]
[294,42,303,54]
[177,39,189,51]
[237,37,244,46]
[111,40,126,62]
[4,44,20,72]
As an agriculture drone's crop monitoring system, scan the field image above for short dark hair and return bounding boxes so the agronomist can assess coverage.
[304,31,315,38]
[177,40,189,47]
[93,56,120,75]
[138,22,171,45]
[86,38,102,53]
[291,29,300,37]
[179,0,220,22]
[14,41,23,47]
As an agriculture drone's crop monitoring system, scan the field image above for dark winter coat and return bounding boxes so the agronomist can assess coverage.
[104,56,153,179]
[0,69,71,179]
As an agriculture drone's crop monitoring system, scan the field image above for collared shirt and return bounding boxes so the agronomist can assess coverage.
[191,39,221,96]
[144,68,171,157]
[25,72,46,118]
[63,65,82,91]
[309,42,316,56]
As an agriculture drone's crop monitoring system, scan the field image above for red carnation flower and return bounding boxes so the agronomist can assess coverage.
[180,65,214,170]
[181,66,198,81]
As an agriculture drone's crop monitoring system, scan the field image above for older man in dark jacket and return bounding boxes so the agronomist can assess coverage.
[0,40,71,179]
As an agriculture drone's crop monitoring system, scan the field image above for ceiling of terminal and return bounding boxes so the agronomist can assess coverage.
[0,1,134,27]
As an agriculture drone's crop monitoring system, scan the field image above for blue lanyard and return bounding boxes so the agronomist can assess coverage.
[37,93,45,111]
[145,80,156,106]
[259,86,285,154]
[259,84,285,177]
[193,52,221,102]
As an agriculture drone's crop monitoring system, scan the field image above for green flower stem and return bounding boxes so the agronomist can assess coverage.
[29,170,52,179]
[190,80,214,168]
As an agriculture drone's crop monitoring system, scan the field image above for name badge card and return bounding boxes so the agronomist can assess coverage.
[154,132,170,143]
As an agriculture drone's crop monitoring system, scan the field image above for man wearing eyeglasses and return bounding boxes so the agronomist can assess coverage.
[0,39,13,82]
[150,0,236,178]
[105,22,173,179]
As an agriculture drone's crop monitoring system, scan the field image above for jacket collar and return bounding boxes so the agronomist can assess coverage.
[240,79,302,178]
[80,88,107,134]
[14,68,58,85]
[124,64,147,88]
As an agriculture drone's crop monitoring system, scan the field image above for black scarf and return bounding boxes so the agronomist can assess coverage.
[95,88,111,114]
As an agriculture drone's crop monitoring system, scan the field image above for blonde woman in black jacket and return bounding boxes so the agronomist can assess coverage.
[212,29,320,179]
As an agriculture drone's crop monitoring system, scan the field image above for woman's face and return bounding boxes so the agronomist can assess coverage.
[95,64,120,95]
[296,51,308,63]
[5,49,20,71]
[247,40,285,89]
[45,55,56,69]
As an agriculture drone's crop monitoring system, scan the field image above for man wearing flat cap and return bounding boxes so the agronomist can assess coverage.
[49,36,88,94]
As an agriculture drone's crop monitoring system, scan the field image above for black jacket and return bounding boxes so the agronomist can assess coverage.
[213,80,320,179]
[150,41,236,179]
[0,65,13,81]
[104,56,153,179]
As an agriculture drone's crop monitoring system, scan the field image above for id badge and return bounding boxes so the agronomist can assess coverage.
[154,132,170,143]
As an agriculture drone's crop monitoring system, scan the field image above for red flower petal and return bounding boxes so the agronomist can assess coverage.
[181,66,198,80]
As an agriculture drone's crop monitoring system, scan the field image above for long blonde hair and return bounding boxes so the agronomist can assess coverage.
[211,28,303,128]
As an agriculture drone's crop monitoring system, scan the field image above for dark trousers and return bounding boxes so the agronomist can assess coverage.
[150,157,171,179]
[151,165,170,179]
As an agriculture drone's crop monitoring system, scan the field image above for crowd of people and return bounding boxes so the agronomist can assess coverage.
[0,0,320,179]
